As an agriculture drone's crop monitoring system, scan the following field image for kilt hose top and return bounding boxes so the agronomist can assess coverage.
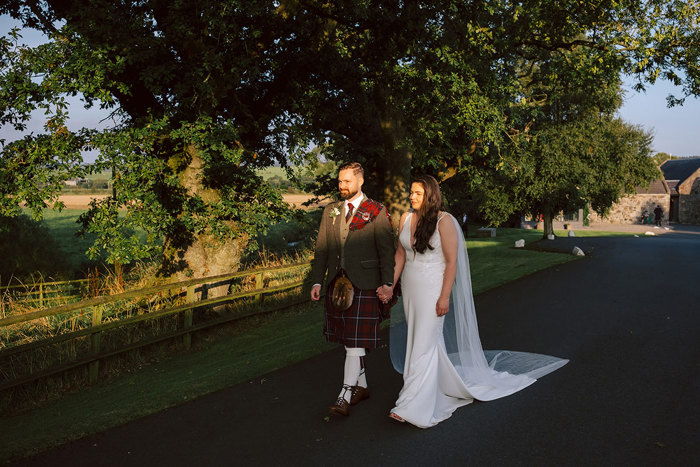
[311,196,396,348]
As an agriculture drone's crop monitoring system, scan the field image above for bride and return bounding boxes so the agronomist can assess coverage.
[378,175,568,428]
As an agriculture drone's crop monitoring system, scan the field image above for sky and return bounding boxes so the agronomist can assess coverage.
[617,80,700,158]
[1,15,699,160]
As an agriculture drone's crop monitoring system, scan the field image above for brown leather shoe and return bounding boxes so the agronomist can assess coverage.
[350,386,370,406]
[328,397,350,417]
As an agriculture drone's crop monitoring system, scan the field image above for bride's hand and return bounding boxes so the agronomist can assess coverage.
[376,284,393,303]
[436,296,449,316]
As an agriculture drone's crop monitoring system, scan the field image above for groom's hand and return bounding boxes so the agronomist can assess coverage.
[310,284,321,301]
[377,284,393,303]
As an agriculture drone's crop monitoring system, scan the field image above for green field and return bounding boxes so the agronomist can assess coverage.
[256,166,288,179]
[35,209,98,273]
[13,208,101,279]
[84,169,113,181]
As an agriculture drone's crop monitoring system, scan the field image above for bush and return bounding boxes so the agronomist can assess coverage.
[92,178,110,189]
[0,215,70,282]
[266,175,291,191]
[254,208,323,256]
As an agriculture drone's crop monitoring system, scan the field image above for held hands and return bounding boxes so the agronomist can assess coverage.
[310,284,322,301]
[436,296,450,316]
[376,284,394,304]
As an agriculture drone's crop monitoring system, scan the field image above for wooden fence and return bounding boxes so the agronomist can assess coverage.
[0,262,311,393]
[1,279,90,308]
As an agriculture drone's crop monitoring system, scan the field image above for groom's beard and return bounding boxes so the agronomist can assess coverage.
[340,189,358,200]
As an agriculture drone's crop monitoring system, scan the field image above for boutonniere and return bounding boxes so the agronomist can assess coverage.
[361,212,370,221]
[330,206,341,225]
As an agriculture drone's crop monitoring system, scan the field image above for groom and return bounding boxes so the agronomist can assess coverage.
[310,162,395,417]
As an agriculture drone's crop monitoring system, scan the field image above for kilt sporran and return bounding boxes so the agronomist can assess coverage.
[330,271,354,312]
[323,271,388,348]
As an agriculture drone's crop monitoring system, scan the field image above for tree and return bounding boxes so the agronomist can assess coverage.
[652,152,675,166]
[0,1,308,282]
[1,0,698,273]
[461,27,660,236]
[284,1,520,221]
[524,118,655,237]
[281,1,700,224]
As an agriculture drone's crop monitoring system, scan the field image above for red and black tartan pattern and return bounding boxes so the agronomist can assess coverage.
[324,277,389,348]
[348,199,392,231]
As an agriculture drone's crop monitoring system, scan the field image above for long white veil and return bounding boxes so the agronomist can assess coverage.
[390,214,568,401]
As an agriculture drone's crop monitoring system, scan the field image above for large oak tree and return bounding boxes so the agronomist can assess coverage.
[1,1,310,281]
[285,1,699,224]
[1,0,698,276]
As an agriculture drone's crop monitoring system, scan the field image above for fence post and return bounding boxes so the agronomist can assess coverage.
[39,283,44,309]
[88,306,103,384]
[254,272,264,305]
[183,285,195,350]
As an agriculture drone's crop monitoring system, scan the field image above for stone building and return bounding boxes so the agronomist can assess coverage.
[588,176,670,225]
[520,157,700,228]
[659,157,700,224]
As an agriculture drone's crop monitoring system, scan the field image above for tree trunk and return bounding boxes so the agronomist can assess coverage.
[542,210,555,239]
[163,144,246,298]
[380,141,412,227]
[376,98,411,227]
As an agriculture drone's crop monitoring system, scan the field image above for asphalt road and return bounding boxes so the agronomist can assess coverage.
[13,231,700,466]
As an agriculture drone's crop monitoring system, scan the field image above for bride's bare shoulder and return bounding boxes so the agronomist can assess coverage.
[437,211,457,232]
[397,211,409,232]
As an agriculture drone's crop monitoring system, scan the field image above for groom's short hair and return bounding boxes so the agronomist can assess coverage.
[338,162,364,178]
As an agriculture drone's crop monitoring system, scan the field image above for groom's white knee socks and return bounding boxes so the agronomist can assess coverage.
[338,347,366,403]
[357,355,367,388]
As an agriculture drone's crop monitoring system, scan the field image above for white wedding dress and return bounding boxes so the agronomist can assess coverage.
[390,212,568,428]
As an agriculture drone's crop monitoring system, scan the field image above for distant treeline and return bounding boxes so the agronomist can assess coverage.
[257,166,316,193]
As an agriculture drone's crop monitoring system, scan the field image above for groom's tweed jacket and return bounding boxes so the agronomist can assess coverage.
[311,197,395,291]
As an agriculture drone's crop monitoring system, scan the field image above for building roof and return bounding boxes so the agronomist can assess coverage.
[659,157,700,183]
[636,178,669,195]
[665,180,680,195]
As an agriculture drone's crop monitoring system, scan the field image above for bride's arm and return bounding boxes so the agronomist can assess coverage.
[378,212,407,301]
[392,212,408,284]
[436,215,458,316]
[393,239,406,286]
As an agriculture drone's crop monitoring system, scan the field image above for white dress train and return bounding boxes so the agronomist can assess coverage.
[390,212,568,428]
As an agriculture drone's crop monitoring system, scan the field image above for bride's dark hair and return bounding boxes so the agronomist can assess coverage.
[413,175,444,254]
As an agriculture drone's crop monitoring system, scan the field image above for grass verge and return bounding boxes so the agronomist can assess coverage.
[0,226,630,462]
[0,304,334,462]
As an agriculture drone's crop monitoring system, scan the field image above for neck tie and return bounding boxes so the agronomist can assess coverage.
[346,203,354,223]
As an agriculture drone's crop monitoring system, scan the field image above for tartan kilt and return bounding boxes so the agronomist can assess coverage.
[324,281,389,349]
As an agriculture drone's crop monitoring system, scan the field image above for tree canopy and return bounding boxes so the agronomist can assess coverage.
[1,0,698,275]
[1,0,307,278]
[281,0,699,226]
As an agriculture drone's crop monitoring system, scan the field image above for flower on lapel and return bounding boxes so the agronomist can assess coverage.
[330,206,341,224]
[361,212,370,221]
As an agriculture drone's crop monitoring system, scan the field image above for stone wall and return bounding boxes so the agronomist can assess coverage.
[589,194,670,224]
[678,177,700,224]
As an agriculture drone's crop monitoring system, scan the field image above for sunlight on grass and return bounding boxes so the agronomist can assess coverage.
[552,229,633,237]
[467,228,577,294]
